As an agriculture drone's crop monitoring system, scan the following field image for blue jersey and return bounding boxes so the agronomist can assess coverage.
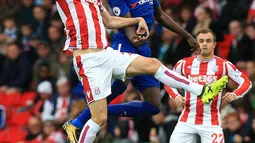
[108,0,160,57]
[108,0,161,91]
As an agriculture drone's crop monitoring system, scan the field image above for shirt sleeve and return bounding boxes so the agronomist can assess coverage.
[164,60,184,99]
[153,0,160,8]
[225,61,252,98]
[108,0,130,17]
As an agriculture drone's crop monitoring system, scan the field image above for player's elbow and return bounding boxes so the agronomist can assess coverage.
[103,16,114,29]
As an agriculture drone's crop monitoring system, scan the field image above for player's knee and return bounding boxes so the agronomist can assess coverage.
[91,112,107,126]
[146,58,161,73]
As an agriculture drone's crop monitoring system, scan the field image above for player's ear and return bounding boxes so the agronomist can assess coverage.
[214,42,217,49]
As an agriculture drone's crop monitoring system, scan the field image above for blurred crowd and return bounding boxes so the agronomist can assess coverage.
[0,0,255,143]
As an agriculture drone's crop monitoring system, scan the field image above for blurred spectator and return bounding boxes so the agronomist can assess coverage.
[247,0,255,24]
[95,123,114,143]
[54,77,72,126]
[25,116,42,141]
[33,41,57,84]
[3,17,18,42]
[55,51,72,79]
[34,62,56,91]
[228,20,253,66]
[219,0,251,30]
[112,118,136,143]
[33,5,50,41]
[194,0,221,19]
[50,17,64,30]
[180,5,196,34]
[33,120,65,143]
[0,54,5,75]
[42,0,57,18]
[224,112,250,143]
[246,61,255,110]
[37,81,54,121]
[0,42,32,93]
[161,27,192,66]
[192,7,223,41]
[244,24,255,60]
[15,0,35,26]
[0,0,21,23]
[48,25,64,53]
[69,99,87,120]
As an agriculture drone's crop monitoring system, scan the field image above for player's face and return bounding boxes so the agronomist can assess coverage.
[197,33,216,57]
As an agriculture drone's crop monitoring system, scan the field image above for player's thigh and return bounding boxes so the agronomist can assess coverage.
[73,53,113,104]
[126,55,162,77]
[199,126,224,143]
[106,47,138,80]
[131,75,160,107]
[170,123,198,143]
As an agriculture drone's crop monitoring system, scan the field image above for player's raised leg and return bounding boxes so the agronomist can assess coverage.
[126,56,228,104]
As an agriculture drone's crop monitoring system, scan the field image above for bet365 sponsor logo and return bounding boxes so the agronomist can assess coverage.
[188,75,217,84]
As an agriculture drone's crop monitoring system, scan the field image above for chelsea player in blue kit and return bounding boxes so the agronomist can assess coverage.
[63,0,201,142]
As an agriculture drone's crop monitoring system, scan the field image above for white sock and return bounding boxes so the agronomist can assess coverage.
[154,65,204,95]
[78,119,101,143]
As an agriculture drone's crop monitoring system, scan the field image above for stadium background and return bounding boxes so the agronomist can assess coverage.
[0,0,255,142]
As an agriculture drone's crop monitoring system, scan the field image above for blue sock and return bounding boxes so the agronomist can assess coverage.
[71,101,160,128]
[71,80,127,128]
[107,101,160,117]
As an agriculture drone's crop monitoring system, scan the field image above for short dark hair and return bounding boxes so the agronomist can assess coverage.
[195,29,216,42]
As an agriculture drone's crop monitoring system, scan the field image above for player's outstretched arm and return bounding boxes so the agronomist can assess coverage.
[100,7,149,36]
[123,12,148,47]
[154,5,200,54]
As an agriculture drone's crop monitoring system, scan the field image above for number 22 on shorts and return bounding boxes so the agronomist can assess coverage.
[211,133,224,143]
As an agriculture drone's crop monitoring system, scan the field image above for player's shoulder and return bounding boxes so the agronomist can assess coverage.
[214,56,231,64]
[182,56,197,62]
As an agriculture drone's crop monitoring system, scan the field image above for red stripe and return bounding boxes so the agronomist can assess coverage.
[56,0,77,47]
[76,56,94,104]
[80,125,90,143]
[88,3,104,48]
[173,60,182,70]
[226,62,251,97]
[180,58,193,122]
[164,85,178,99]
[164,70,190,85]
[195,62,208,125]
[180,92,191,122]
[249,9,255,16]
[211,57,224,125]
[233,74,251,96]
[74,0,88,49]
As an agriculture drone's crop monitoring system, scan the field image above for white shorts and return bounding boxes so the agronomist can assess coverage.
[73,47,138,104]
[170,122,224,143]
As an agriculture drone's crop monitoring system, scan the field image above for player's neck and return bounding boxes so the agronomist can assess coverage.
[197,54,215,61]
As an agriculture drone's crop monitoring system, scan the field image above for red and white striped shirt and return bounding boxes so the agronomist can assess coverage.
[249,0,255,22]
[55,0,108,57]
[165,56,251,126]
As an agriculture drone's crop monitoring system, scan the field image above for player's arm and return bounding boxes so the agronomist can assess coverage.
[103,0,147,47]
[224,61,252,100]
[164,60,186,106]
[153,2,199,53]
[100,6,149,37]
[123,13,148,47]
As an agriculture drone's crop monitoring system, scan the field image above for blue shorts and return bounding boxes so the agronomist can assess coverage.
[111,34,160,92]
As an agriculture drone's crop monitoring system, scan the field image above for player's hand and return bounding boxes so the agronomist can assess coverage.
[175,95,186,106]
[187,36,200,55]
[136,18,150,39]
[222,92,236,106]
